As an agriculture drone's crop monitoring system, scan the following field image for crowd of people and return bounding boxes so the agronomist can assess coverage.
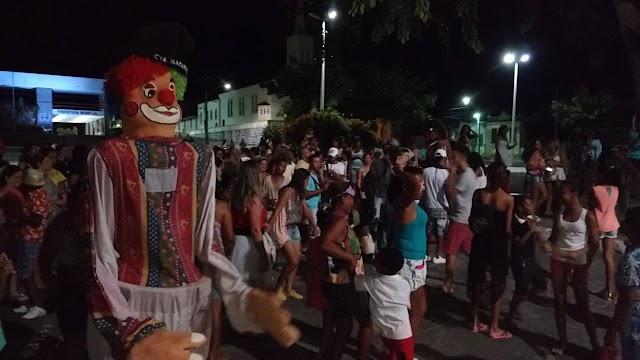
[0,119,639,359]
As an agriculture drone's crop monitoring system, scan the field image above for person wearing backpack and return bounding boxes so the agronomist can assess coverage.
[305,153,329,225]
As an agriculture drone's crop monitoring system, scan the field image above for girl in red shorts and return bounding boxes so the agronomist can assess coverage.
[542,182,600,356]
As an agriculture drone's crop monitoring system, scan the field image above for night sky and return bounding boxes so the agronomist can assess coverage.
[0,0,631,118]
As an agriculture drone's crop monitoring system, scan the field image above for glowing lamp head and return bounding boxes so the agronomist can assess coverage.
[520,54,530,62]
[462,96,471,106]
[224,83,232,90]
[473,113,481,120]
[328,10,338,19]
[503,53,516,64]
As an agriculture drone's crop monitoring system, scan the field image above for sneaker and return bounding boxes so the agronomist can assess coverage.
[22,306,46,320]
[13,305,28,314]
[285,289,304,300]
[275,288,287,301]
[432,256,446,264]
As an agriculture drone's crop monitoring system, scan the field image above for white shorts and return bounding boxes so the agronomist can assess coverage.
[399,257,428,292]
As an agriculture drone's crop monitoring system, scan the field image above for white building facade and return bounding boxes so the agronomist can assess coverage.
[177,14,313,147]
[178,84,286,147]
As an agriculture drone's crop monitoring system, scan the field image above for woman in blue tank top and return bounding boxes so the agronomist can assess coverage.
[389,166,428,338]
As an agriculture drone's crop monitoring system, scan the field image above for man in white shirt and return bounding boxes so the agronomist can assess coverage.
[442,143,478,294]
[325,147,346,181]
[355,248,413,360]
[422,149,449,264]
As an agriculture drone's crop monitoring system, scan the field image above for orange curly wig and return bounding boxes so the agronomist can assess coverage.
[104,55,170,101]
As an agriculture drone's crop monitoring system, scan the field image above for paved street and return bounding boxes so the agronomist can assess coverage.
[0,215,623,360]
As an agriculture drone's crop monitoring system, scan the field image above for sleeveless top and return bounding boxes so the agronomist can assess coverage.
[555,208,589,265]
[326,220,362,283]
[285,188,303,225]
[527,151,545,175]
[393,203,429,260]
[263,175,290,204]
[233,206,268,234]
[593,186,620,233]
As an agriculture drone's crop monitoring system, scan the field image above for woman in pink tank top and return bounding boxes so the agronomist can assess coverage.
[592,168,621,301]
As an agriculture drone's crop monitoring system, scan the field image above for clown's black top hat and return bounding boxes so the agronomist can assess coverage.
[126,22,194,75]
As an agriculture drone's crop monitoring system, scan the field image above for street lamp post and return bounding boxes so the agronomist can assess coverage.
[203,78,232,145]
[503,52,530,145]
[316,9,337,110]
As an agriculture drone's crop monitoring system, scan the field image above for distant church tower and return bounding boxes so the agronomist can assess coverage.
[286,0,314,66]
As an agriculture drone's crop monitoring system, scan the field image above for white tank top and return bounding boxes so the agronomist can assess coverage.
[555,208,588,265]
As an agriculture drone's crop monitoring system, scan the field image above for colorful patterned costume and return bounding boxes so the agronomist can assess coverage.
[86,136,259,359]
[87,23,298,360]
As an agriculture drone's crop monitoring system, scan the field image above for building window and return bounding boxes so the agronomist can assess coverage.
[209,110,213,120]
[239,97,245,116]
[251,95,258,113]
[228,99,233,117]
[222,119,226,126]
[267,108,270,114]
[214,109,218,119]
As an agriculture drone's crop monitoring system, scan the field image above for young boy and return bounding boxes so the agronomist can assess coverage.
[355,247,413,360]
[506,197,547,327]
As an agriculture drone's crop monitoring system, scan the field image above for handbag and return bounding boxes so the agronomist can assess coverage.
[269,207,289,248]
[262,232,278,267]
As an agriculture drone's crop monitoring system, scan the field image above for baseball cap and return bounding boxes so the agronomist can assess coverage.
[435,149,447,158]
[327,147,339,158]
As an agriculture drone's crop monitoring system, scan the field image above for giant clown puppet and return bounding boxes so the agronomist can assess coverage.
[86,23,299,360]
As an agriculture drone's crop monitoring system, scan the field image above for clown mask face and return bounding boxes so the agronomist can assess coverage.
[121,71,181,137]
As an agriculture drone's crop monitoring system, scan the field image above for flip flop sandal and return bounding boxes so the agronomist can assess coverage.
[472,324,489,333]
[490,331,513,339]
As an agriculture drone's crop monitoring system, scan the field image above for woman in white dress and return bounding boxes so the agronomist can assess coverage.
[494,125,518,167]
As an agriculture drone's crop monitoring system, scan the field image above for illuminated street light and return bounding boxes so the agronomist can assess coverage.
[503,51,531,144]
[223,83,232,90]
[319,10,338,110]
[473,112,481,120]
[503,53,516,64]
[462,96,471,106]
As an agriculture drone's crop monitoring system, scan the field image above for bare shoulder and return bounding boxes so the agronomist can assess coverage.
[248,194,264,208]
[216,199,231,213]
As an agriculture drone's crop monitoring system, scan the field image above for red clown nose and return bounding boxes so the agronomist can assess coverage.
[158,88,176,106]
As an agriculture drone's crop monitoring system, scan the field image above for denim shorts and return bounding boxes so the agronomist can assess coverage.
[428,217,448,237]
[287,224,301,242]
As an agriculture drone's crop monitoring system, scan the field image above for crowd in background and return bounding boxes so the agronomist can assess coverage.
[0,118,638,359]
